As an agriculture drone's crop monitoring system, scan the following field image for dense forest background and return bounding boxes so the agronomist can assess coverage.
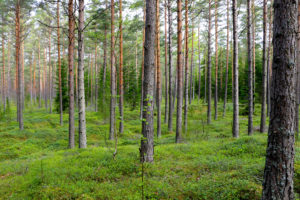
[0,0,299,199]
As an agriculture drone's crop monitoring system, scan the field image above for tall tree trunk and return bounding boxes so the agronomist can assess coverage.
[260,0,268,133]
[57,0,63,125]
[21,36,24,113]
[223,0,230,117]
[156,0,162,137]
[176,0,183,142]
[16,1,23,130]
[183,0,189,133]
[189,17,194,104]
[109,0,116,140]
[140,3,146,120]
[214,0,218,120]
[87,55,90,106]
[204,49,207,103]
[252,0,256,111]
[197,26,201,100]
[30,53,33,105]
[172,66,177,111]
[207,0,212,124]
[94,46,98,111]
[267,2,273,117]
[38,42,42,108]
[78,0,87,148]
[7,41,11,102]
[44,49,48,110]
[119,0,124,134]
[75,48,79,109]
[262,0,296,199]
[167,0,173,131]
[103,0,108,106]
[247,0,253,135]
[49,30,52,114]
[296,0,300,139]
[33,54,36,103]
[232,0,239,138]
[140,0,155,163]
[90,53,93,106]
[68,0,75,148]
[2,32,6,111]
[164,0,168,124]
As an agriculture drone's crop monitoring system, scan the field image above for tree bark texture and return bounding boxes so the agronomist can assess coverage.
[262,1,297,199]
[140,0,155,163]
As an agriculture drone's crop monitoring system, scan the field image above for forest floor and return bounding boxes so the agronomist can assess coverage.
[0,101,299,200]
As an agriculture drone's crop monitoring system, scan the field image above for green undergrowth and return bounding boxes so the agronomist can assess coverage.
[0,101,299,199]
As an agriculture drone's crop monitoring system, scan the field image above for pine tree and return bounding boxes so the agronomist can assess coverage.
[262,0,296,198]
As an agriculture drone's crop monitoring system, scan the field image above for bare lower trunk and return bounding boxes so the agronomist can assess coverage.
[167,0,173,131]
[119,0,124,134]
[49,30,52,114]
[7,41,11,102]
[204,50,207,103]
[247,0,253,135]
[94,46,98,112]
[198,26,201,100]
[223,0,230,117]
[68,0,75,148]
[39,42,42,108]
[44,49,48,111]
[109,0,116,140]
[214,0,218,120]
[140,0,155,163]
[164,0,168,124]
[183,0,189,133]
[207,0,212,124]
[16,2,23,130]
[176,0,183,143]
[252,0,256,111]
[262,1,296,199]
[102,0,108,106]
[30,54,33,105]
[78,0,87,148]
[57,0,63,125]
[2,32,6,111]
[156,0,161,138]
[260,0,268,133]
[296,1,300,139]
[75,49,79,109]
[232,0,239,138]
[189,18,194,105]
[140,4,146,120]
[267,4,273,118]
